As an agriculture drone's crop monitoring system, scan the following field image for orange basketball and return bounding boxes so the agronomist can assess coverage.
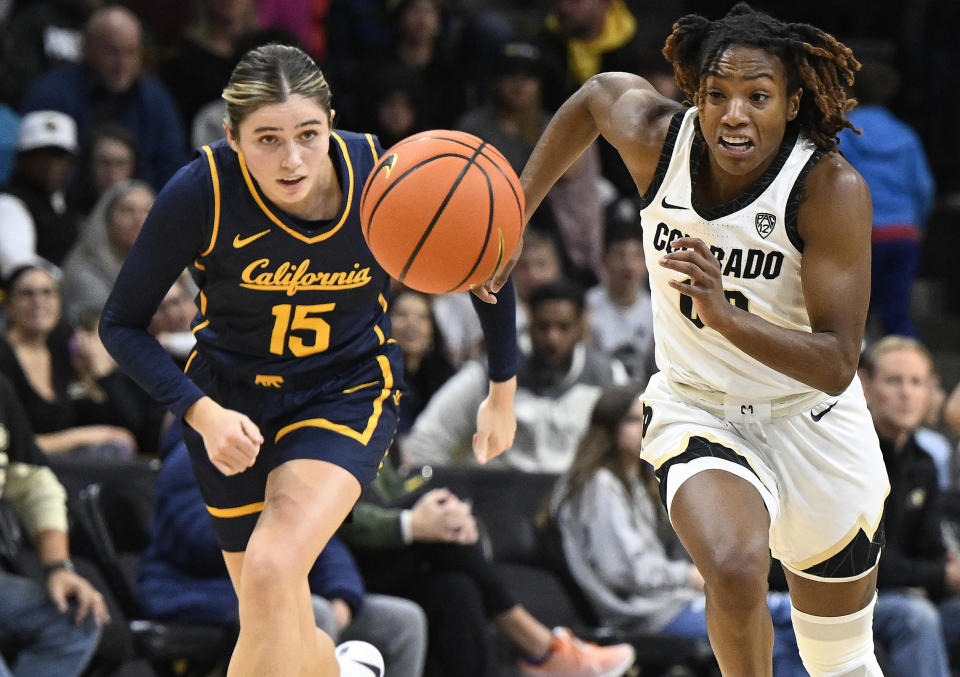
[360,130,525,294]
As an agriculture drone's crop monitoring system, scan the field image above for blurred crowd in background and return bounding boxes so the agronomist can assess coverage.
[1,1,960,676]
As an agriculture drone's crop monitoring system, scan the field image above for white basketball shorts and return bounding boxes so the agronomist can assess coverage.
[640,371,889,581]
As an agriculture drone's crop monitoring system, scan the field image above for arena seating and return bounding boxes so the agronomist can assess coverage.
[425,465,719,677]
[49,456,236,677]
[45,454,719,676]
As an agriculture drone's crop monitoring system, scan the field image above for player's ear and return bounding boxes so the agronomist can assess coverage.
[329,108,336,127]
[224,123,239,152]
[786,88,802,122]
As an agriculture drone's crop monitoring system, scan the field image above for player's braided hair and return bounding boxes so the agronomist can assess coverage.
[662,3,859,150]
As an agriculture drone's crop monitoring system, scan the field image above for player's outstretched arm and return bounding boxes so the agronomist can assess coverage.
[472,376,517,464]
[484,73,675,294]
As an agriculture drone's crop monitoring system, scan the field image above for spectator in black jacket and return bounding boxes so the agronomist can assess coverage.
[860,336,960,677]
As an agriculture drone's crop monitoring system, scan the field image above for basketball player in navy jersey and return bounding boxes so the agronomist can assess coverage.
[100,44,519,677]
[483,4,889,676]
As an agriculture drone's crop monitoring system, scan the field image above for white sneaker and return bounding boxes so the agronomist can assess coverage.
[335,640,385,677]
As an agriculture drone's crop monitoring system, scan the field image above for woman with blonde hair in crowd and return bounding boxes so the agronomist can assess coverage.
[61,179,155,323]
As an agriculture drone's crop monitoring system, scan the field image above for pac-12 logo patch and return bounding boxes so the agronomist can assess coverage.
[755,212,776,239]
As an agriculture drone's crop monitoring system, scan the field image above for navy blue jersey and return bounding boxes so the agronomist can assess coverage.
[188,133,391,380]
[101,128,518,421]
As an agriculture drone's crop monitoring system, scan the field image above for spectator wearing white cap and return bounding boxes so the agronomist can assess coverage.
[0,110,80,278]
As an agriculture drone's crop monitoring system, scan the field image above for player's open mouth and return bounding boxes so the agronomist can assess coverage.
[279,177,305,187]
[718,135,754,155]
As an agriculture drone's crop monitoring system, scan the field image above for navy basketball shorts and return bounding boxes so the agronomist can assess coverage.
[182,343,403,552]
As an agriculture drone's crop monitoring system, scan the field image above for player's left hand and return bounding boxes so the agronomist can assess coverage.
[470,236,524,303]
[659,236,734,330]
[473,377,517,464]
[469,282,498,304]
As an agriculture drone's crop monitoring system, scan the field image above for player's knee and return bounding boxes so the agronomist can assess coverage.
[240,544,303,597]
[791,593,883,676]
[700,541,769,605]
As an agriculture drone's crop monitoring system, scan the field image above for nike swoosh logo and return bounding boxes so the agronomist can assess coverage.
[357,661,382,676]
[232,229,271,248]
[811,401,837,422]
[661,197,686,210]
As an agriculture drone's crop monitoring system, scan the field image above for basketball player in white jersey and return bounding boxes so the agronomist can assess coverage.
[477,3,890,676]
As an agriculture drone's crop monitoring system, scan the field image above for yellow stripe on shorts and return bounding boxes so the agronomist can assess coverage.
[207,501,265,518]
[274,355,394,445]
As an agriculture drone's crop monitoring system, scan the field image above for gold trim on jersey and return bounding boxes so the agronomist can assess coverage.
[183,350,198,374]
[191,293,210,333]
[207,501,265,518]
[236,131,354,244]
[377,293,387,313]
[199,145,221,257]
[365,133,379,162]
[274,354,394,445]
[373,325,385,345]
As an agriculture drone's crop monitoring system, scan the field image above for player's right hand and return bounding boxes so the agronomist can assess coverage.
[186,397,263,475]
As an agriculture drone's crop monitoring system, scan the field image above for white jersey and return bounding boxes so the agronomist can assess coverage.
[640,107,825,400]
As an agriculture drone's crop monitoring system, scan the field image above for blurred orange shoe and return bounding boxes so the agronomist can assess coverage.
[517,627,635,677]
